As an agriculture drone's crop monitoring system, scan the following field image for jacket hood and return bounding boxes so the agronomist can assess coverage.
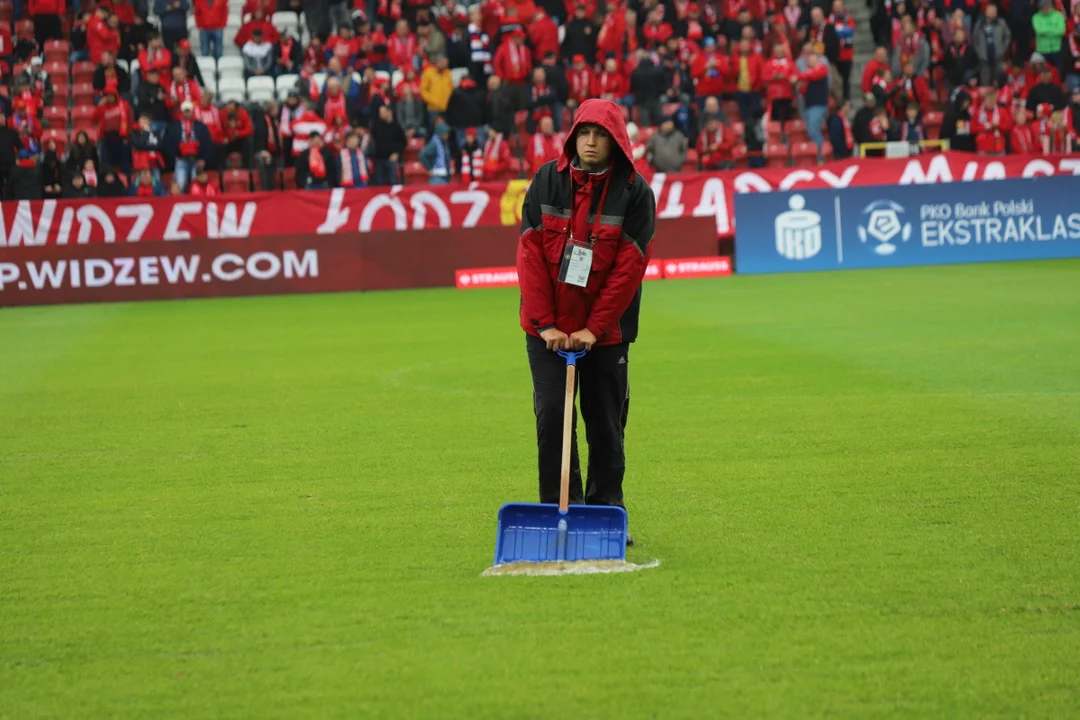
[557,98,634,176]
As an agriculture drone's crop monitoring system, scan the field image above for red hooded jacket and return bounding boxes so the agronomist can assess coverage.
[516,99,657,346]
[194,0,229,29]
[528,12,559,62]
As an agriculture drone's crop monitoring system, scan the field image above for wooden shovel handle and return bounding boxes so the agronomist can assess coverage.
[559,363,576,513]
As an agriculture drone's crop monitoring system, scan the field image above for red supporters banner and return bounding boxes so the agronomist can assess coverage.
[2,154,1079,249]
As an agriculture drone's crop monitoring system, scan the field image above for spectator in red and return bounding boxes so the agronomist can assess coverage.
[276,32,303,76]
[242,0,276,20]
[972,86,1013,135]
[595,0,628,61]
[1010,107,1038,152]
[221,100,255,167]
[88,5,122,64]
[8,97,42,141]
[288,100,329,161]
[195,91,225,152]
[29,0,66,48]
[494,28,531,115]
[733,37,765,122]
[173,39,206,86]
[481,129,512,176]
[596,56,628,105]
[139,34,174,81]
[890,59,932,115]
[298,59,323,102]
[528,9,559,63]
[189,164,220,195]
[323,113,351,153]
[642,8,674,50]
[566,54,596,121]
[302,37,328,72]
[388,19,419,71]
[697,112,734,170]
[691,37,731,104]
[862,46,890,94]
[92,82,133,175]
[327,24,361,68]
[296,131,337,189]
[166,65,201,118]
[528,113,564,172]
[194,0,228,60]
[396,68,421,99]
[235,10,280,48]
[763,42,797,122]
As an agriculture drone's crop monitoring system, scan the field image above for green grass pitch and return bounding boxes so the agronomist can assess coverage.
[2,260,1079,719]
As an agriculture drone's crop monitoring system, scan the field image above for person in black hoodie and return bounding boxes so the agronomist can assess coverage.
[631,56,665,127]
[135,67,174,138]
[41,140,64,199]
[560,4,597,64]
[1026,66,1068,113]
[97,169,129,197]
[852,92,878,144]
[941,92,975,152]
[62,171,97,199]
[251,100,283,191]
[93,51,133,95]
[446,76,488,148]
[369,104,407,186]
[0,110,23,200]
[943,29,979,91]
[67,131,100,176]
[295,132,338,190]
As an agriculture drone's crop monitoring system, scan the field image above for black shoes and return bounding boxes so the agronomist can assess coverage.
[626,534,634,548]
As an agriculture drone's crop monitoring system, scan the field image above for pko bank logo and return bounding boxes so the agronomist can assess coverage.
[857,200,912,256]
[775,194,822,261]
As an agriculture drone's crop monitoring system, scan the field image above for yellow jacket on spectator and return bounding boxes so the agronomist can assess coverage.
[421,66,453,113]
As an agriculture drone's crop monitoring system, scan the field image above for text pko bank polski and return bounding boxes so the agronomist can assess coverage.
[918,199,1080,247]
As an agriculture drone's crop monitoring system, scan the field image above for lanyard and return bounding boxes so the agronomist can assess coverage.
[568,171,612,246]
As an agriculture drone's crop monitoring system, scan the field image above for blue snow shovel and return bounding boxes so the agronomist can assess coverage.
[494,349,628,565]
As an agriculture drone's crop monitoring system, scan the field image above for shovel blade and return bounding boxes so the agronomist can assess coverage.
[494,502,628,565]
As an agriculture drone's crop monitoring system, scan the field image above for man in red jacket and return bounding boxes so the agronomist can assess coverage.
[516,99,656,532]
[566,55,596,123]
[194,0,228,60]
[763,42,797,122]
[691,36,730,102]
[138,34,174,81]
[220,100,254,167]
[697,113,734,169]
[88,5,121,64]
[527,9,558,62]
[92,82,133,175]
[528,114,564,172]
[493,28,531,117]
[235,10,280,48]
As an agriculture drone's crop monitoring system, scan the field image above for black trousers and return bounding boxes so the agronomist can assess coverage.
[526,334,630,508]
[836,60,853,100]
[33,14,63,47]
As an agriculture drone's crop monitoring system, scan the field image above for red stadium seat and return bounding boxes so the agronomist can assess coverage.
[73,61,96,85]
[16,19,34,41]
[638,126,655,144]
[222,169,251,193]
[765,141,788,168]
[51,83,68,106]
[44,39,69,64]
[790,141,818,167]
[72,83,96,106]
[43,105,67,129]
[41,128,67,154]
[44,61,68,87]
[924,110,943,139]
[820,141,834,161]
[281,166,296,190]
[205,170,221,190]
[766,120,783,141]
[403,161,427,184]
[785,118,808,143]
[507,156,525,179]
[71,106,96,131]
[682,148,699,172]
[404,135,424,162]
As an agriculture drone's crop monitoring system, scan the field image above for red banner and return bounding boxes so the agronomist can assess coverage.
[2,153,1078,250]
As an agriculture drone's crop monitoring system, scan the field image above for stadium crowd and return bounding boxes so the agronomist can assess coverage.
[0,0,1076,199]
